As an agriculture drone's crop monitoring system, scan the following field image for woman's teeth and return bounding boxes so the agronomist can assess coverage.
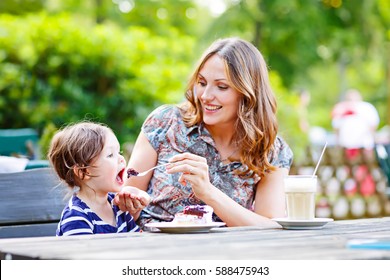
[205,105,222,111]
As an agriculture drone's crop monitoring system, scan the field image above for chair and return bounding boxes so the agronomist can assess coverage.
[0,128,39,159]
[375,144,390,198]
[0,168,67,238]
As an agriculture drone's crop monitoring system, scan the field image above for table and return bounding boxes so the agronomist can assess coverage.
[1,217,390,260]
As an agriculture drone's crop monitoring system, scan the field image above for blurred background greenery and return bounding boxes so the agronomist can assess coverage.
[0,0,389,163]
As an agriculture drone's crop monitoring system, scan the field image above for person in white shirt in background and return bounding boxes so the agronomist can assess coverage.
[331,88,380,197]
[332,88,380,152]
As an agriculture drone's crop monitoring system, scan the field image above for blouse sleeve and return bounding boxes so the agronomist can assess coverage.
[141,105,181,151]
[268,136,293,169]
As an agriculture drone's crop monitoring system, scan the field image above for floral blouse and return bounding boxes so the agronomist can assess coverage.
[138,105,293,229]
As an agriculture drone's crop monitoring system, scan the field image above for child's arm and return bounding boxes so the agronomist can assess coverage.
[114,186,150,220]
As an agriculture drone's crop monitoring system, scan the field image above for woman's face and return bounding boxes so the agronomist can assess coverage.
[195,55,241,128]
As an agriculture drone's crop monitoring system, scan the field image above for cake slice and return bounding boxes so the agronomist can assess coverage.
[173,205,213,225]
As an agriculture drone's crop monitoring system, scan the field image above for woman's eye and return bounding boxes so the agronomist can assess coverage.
[198,81,206,87]
[218,85,228,90]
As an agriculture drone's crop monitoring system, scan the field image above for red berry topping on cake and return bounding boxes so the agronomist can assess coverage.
[183,205,208,217]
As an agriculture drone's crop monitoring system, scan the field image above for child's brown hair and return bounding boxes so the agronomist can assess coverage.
[48,121,112,189]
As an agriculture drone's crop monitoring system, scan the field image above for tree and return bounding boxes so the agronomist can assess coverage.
[0,0,44,14]
[201,0,389,128]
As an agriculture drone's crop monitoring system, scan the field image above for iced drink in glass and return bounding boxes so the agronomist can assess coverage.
[284,175,317,220]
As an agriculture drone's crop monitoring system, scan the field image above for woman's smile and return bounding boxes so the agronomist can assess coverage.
[203,104,223,112]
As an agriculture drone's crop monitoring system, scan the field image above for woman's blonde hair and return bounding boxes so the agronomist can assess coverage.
[180,38,278,177]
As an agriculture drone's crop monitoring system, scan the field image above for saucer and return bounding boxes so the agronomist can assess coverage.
[272,218,334,230]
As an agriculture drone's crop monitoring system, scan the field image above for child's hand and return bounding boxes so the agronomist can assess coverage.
[114,186,150,218]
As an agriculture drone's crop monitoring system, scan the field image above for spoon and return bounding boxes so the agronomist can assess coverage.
[127,163,170,178]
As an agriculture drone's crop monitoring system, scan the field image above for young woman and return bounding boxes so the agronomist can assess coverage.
[116,37,293,229]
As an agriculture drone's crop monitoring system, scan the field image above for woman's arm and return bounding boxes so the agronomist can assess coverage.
[202,168,287,227]
[124,132,157,191]
[114,132,157,216]
[253,167,287,219]
[166,152,288,227]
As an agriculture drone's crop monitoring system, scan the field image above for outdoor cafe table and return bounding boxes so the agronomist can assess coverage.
[0,217,390,260]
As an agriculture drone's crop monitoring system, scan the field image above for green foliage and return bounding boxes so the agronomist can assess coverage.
[40,0,202,36]
[0,13,195,156]
[203,0,389,142]
[271,71,308,163]
[1,0,389,163]
[39,122,57,159]
[0,0,44,15]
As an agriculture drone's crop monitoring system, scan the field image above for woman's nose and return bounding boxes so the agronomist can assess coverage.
[200,86,213,101]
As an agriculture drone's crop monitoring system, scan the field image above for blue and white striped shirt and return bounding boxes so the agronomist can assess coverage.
[56,193,140,236]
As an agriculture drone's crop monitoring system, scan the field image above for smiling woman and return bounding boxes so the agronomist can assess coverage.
[115,37,293,231]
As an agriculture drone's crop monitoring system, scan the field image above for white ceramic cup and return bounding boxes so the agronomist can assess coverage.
[284,175,317,220]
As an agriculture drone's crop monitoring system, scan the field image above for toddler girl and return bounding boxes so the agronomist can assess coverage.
[48,121,149,236]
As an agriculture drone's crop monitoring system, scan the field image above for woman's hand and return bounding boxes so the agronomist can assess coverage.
[166,152,213,200]
[114,186,150,219]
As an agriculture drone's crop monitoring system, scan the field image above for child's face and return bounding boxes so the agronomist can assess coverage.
[85,131,126,194]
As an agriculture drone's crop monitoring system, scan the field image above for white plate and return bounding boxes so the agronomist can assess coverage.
[272,218,334,230]
[145,222,226,233]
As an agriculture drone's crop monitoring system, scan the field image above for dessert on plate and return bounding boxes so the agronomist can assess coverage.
[172,205,213,225]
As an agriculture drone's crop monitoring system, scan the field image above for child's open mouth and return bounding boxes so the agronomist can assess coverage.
[116,168,125,184]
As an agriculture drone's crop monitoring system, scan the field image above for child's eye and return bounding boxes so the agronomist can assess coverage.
[108,153,113,158]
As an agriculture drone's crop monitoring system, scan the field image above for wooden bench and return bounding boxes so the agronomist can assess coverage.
[0,168,67,238]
